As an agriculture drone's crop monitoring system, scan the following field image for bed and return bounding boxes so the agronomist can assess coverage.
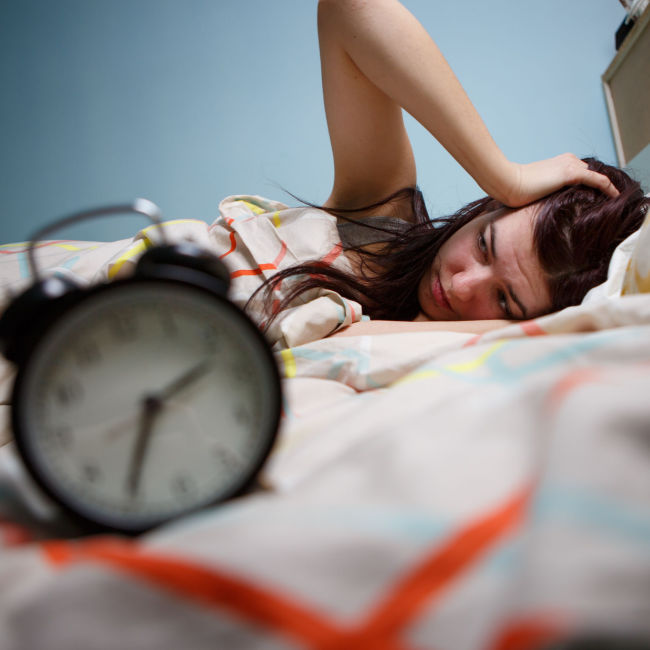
[0,196,649,649]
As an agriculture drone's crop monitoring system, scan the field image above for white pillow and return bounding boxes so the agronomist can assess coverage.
[581,229,640,304]
[582,193,650,304]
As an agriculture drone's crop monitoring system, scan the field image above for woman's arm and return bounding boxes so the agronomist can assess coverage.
[319,0,618,209]
[329,319,511,338]
[318,0,417,213]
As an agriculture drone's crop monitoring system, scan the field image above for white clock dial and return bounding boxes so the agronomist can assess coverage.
[14,281,280,532]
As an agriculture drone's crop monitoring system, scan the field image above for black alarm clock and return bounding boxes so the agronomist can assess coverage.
[0,200,282,534]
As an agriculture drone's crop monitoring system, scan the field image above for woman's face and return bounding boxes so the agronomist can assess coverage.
[417,206,552,321]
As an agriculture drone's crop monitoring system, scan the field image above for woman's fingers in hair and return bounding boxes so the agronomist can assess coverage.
[580,168,620,199]
[553,153,618,198]
[561,153,620,198]
[507,153,620,206]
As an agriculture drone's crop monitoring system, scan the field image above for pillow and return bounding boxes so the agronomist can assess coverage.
[581,229,640,304]
[582,194,650,304]
[622,203,650,295]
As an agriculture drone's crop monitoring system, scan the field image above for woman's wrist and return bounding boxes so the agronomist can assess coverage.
[470,153,519,206]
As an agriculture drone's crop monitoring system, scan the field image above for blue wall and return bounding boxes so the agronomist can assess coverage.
[0,0,626,243]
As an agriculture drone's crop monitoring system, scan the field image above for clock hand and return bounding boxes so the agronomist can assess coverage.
[125,359,214,496]
[126,395,162,497]
[155,358,215,403]
[127,360,213,496]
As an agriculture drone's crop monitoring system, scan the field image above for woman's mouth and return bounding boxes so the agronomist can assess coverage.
[432,275,452,311]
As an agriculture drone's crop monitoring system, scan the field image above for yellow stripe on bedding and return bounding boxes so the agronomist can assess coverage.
[108,240,149,279]
[279,348,297,378]
[393,341,506,387]
[53,243,83,251]
[393,369,441,386]
[446,341,506,373]
[240,200,266,215]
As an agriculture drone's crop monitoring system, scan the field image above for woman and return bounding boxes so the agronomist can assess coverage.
[253,0,648,338]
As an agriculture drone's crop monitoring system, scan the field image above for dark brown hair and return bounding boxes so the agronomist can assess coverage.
[533,158,648,311]
[249,158,648,325]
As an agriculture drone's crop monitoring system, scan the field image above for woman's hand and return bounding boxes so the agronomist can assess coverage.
[501,154,620,207]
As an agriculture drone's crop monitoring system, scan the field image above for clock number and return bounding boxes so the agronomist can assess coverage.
[172,474,195,497]
[49,425,73,449]
[76,340,102,367]
[110,311,138,342]
[55,378,84,407]
[213,446,242,470]
[81,462,102,484]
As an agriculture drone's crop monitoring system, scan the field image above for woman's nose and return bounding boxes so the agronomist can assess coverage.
[452,267,490,302]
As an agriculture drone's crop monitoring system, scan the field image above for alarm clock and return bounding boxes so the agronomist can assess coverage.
[0,201,282,534]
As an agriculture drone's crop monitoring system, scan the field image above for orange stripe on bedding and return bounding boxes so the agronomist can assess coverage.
[486,616,566,650]
[230,263,277,279]
[321,242,343,266]
[345,298,356,322]
[39,487,531,649]
[353,485,532,641]
[272,240,288,267]
[229,242,288,279]
[546,367,602,412]
[41,537,349,647]
[219,231,237,259]
[43,536,133,565]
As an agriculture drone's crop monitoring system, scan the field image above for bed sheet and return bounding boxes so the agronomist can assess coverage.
[0,203,649,649]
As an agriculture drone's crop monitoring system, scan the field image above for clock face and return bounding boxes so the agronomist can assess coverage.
[12,280,281,533]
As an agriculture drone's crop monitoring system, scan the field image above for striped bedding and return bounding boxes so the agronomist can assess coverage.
[0,198,649,649]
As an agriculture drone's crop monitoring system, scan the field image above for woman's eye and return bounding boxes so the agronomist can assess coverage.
[477,231,488,257]
[498,290,512,318]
